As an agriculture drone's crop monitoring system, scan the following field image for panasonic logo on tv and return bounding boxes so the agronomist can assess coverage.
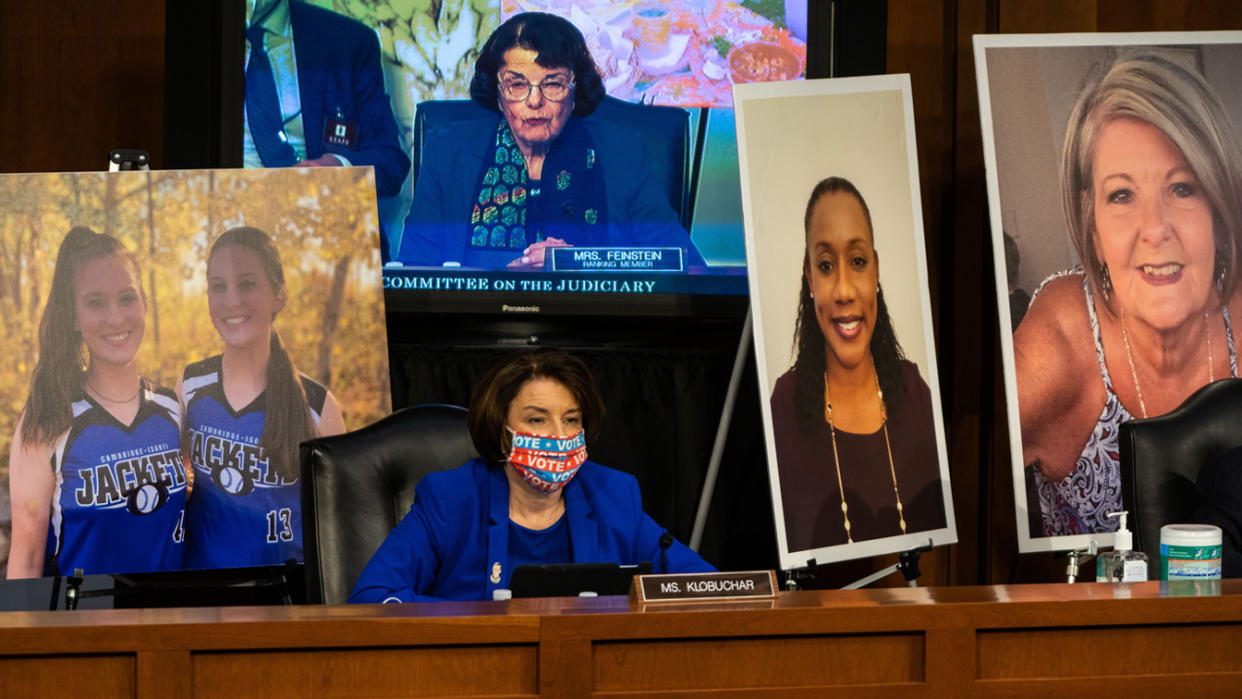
[501,304,541,313]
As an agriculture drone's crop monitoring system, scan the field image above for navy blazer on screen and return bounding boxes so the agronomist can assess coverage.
[349,458,714,603]
[289,1,409,198]
[395,115,702,268]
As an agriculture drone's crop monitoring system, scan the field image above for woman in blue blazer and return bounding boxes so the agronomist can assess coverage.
[350,349,713,603]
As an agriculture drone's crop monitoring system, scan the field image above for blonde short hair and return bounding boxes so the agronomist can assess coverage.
[1060,49,1242,312]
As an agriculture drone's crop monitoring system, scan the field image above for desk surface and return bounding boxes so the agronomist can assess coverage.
[2,581,1240,697]
[4,578,1231,625]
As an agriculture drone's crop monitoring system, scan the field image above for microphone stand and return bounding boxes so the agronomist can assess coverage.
[659,531,674,574]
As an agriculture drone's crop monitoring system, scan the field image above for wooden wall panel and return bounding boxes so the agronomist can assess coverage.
[0,654,135,696]
[996,0,1098,33]
[1098,0,1242,32]
[193,645,539,697]
[136,650,190,699]
[885,0,953,588]
[591,633,924,691]
[977,623,1242,678]
[950,0,1003,588]
[888,0,951,261]
[0,0,165,173]
[889,0,1006,588]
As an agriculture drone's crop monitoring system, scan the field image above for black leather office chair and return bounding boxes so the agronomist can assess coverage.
[411,96,694,229]
[1118,378,1242,572]
[300,404,478,604]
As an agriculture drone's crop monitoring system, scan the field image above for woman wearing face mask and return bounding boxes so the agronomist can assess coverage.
[350,348,713,603]
[8,227,186,578]
[180,226,346,569]
[769,177,945,553]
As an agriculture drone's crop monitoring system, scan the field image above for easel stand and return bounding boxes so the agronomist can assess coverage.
[1059,540,1099,584]
[843,539,934,589]
[781,539,936,591]
[783,558,817,591]
[689,305,752,551]
[108,148,150,171]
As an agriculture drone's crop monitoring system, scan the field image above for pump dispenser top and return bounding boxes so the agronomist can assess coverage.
[1110,511,1133,552]
[1096,510,1148,582]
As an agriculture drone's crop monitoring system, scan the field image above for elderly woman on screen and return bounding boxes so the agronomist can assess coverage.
[1016,50,1242,536]
[396,11,702,270]
[349,348,713,603]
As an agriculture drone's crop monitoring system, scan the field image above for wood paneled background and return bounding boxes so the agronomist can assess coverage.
[0,1,166,173]
[4,0,1242,586]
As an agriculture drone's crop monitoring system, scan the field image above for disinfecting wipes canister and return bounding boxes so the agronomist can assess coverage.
[1160,524,1222,580]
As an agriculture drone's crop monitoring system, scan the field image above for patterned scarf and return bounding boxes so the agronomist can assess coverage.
[468,118,608,259]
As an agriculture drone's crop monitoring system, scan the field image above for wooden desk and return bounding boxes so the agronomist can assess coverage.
[2,581,1240,697]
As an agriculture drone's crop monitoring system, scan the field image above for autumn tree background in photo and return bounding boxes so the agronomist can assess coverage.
[0,167,391,573]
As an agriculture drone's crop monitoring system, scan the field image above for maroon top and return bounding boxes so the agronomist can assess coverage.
[769,360,946,553]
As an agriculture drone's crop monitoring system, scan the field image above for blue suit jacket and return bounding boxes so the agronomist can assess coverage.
[349,458,714,602]
[395,115,703,268]
[289,1,409,198]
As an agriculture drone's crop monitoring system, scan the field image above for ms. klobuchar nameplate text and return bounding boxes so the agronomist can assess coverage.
[630,570,777,603]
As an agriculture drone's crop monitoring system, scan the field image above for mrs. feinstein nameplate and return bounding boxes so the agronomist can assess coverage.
[630,570,777,603]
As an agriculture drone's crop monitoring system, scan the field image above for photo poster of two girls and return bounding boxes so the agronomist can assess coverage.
[0,166,391,579]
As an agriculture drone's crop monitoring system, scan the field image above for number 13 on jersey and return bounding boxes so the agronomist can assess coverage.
[266,507,293,543]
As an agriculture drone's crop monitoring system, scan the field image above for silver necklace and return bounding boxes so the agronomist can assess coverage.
[86,380,140,404]
[1120,310,1212,419]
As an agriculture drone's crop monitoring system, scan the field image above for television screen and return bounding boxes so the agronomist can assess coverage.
[239,0,810,316]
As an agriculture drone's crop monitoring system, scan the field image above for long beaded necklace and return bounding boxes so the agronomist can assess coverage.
[1120,310,1212,419]
[823,371,907,543]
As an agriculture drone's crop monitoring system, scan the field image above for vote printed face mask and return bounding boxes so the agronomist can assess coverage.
[507,428,587,493]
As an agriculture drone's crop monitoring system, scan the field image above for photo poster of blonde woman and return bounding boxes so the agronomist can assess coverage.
[0,167,391,578]
[975,33,1242,554]
[734,76,955,571]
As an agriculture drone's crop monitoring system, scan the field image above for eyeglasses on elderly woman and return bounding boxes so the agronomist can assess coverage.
[498,74,575,103]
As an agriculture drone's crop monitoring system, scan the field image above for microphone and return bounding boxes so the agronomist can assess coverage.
[659,531,674,574]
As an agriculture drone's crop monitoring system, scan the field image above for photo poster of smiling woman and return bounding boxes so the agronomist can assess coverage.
[734,76,956,571]
[975,33,1242,553]
[0,167,391,578]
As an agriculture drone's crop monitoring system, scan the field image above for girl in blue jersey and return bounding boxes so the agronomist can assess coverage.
[8,227,186,578]
[180,226,345,569]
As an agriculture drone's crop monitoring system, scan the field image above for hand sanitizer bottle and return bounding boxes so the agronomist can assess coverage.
[1096,511,1148,582]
